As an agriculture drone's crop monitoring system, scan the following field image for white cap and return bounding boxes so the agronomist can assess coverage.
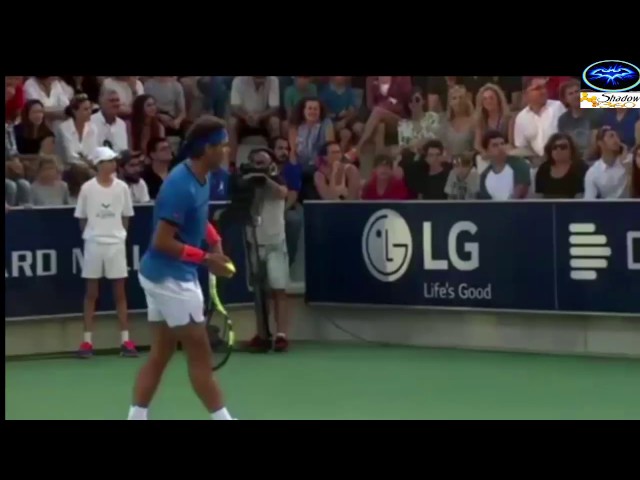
[91,146,118,166]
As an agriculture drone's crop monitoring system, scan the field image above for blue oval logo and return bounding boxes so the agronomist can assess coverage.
[582,60,640,92]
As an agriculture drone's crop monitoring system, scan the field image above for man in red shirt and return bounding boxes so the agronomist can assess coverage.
[361,154,409,200]
[5,76,25,123]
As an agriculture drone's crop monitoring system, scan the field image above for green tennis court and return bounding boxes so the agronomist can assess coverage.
[5,343,640,420]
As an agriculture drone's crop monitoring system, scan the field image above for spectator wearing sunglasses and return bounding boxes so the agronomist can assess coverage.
[118,150,150,203]
[535,133,587,198]
[57,94,98,167]
[91,89,129,152]
[397,87,440,153]
[513,76,566,157]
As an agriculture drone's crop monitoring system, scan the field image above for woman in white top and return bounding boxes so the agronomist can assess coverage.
[23,76,69,125]
[58,94,99,167]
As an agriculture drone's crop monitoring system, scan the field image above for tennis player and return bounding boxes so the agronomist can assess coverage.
[74,146,137,358]
[128,116,236,421]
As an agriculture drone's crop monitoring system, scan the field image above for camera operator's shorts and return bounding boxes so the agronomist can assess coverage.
[138,273,205,328]
[249,241,289,291]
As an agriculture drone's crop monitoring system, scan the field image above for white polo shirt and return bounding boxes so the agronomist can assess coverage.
[74,178,134,244]
[101,77,144,109]
[23,77,69,112]
[514,100,566,157]
[58,118,99,165]
[230,76,280,114]
[91,111,129,152]
[583,157,629,200]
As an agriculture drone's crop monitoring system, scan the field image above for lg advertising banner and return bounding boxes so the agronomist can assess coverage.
[304,201,640,316]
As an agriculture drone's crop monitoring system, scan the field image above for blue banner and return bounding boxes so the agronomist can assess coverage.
[5,204,253,319]
[304,201,640,316]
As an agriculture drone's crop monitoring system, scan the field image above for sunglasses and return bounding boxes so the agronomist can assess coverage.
[552,143,569,151]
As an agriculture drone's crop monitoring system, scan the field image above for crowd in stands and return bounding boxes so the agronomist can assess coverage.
[6,76,640,215]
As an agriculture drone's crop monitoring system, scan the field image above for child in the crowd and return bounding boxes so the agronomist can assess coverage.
[444,151,480,200]
[30,156,71,206]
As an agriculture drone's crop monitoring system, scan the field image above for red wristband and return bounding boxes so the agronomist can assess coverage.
[206,222,221,246]
[181,245,207,264]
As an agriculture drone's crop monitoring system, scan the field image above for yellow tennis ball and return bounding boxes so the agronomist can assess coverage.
[224,262,236,275]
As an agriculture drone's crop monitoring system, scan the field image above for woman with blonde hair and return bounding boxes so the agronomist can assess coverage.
[438,85,475,157]
[474,83,514,154]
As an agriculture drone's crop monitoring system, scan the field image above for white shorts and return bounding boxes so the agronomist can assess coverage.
[82,241,128,279]
[138,273,205,328]
[248,241,289,291]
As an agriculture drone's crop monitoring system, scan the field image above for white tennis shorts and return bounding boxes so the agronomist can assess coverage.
[82,241,128,279]
[138,273,205,328]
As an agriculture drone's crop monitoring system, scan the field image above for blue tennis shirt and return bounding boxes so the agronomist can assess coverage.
[140,161,209,283]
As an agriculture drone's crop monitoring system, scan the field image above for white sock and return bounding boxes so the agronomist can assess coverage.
[276,332,286,338]
[121,330,130,343]
[128,406,148,420]
[83,332,92,344]
[211,407,232,420]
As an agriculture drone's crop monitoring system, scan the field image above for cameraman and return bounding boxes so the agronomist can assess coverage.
[243,148,291,352]
[271,137,302,267]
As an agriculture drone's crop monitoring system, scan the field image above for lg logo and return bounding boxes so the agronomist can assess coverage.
[362,209,412,282]
[362,210,480,282]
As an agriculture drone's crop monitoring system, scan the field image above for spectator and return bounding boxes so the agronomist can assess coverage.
[144,77,188,137]
[39,132,57,156]
[271,137,303,266]
[23,76,69,124]
[544,76,574,101]
[199,76,229,118]
[66,163,93,205]
[289,97,335,168]
[74,146,137,358]
[557,79,598,160]
[629,145,640,198]
[101,77,144,117]
[535,133,587,199]
[229,76,281,162]
[474,84,514,154]
[361,154,409,200]
[356,76,412,154]
[91,89,128,152]
[30,156,71,206]
[209,164,230,201]
[130,94,165,155]
[14,100,53,155]
[444,152,480,200]
[284,76,317,120]
[402,139,451,200]
[477,130,530,200]
[595,108,640,151]
[513,76,566,157]
[313,141,360,200]
[118,150,150,203]
[397,87,440,153]
[59,76,101,105]
[584,127,629,200]
[320,76,363,153]
[5,76,25,123]
[5,159,31,206]
[141,137,174,199]
[439,85,475,157]
[58,94,98,167]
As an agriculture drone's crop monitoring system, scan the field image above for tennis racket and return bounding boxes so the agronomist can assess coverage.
[206,273,235,371]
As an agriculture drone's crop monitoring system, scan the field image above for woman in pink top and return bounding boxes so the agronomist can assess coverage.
[355,76,412,155]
